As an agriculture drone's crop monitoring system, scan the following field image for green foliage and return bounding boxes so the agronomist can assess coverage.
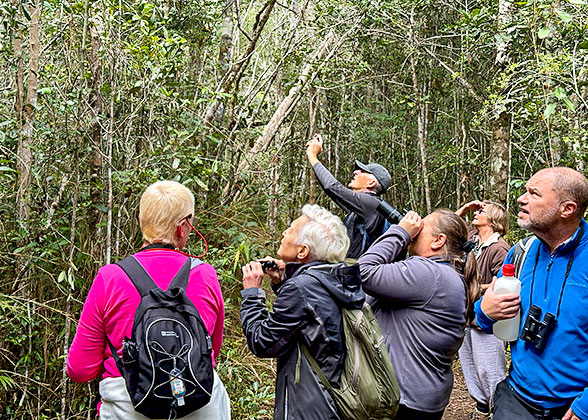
[0,0,587,418]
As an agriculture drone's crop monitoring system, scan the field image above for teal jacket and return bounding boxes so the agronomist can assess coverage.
[475,219,588,419]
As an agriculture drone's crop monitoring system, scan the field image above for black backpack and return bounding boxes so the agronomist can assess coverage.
[106,255,214,419]
[511,235,536,278]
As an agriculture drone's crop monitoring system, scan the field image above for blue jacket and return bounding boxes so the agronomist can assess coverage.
[475,219,588,419]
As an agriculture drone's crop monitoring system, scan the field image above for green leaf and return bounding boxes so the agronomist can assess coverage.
[579,41,588,49]
[538,27,551,39]
[57,270,66,284]
[553,86,566,100]
[556,9,573,22]
[568,0,586,4]
[544,103,557,118]
[562,97,576,111]
[195,177,209,191]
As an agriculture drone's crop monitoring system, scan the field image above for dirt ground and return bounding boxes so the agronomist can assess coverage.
[443,362,476,420]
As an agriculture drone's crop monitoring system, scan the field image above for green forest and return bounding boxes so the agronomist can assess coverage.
[0,0,587,418]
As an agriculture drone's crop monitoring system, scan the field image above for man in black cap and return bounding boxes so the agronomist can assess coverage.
[306,133,392,258]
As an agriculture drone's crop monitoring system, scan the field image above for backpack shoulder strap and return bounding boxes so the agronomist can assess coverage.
[168,258,193,291]
[512,235,536,278]
[116,256,157,297]
[298,343,333,392]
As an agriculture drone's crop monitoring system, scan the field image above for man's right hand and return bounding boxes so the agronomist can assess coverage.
[306,133,323,165]
[480,277,521,320]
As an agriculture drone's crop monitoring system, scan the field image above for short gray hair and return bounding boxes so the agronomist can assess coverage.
[297,204,349,263]
[548,167,588,219]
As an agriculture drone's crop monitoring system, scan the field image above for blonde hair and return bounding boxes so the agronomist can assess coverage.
[483,200,509,236]
[298,204,350,263]
[139,181,195,245]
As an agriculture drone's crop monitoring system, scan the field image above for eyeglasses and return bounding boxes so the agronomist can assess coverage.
[176,214,193,226]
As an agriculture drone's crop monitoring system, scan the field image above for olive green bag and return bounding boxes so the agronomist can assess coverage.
[300,302,400,420]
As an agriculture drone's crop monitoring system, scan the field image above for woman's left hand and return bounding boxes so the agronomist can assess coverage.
[242,261,265,289]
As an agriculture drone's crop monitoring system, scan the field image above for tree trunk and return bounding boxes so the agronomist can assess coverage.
[204,0,276,125]
[14,0,42,411]
[223,30,336,199]
[488,0,513,204]
[308,88,318,204]
[88,19,104,257]
[489,111,511,203]
[409,9,431,213]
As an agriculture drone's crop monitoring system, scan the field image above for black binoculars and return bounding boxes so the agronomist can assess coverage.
[376,200,408,225]
[260,260,278,272]
[520,305,556,351]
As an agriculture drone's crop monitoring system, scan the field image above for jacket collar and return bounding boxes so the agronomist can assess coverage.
[284,261,329,280]
[474,232,501,258]
[542,219,587,256]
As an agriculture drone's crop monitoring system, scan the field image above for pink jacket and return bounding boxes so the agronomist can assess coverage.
[67,249,225,383]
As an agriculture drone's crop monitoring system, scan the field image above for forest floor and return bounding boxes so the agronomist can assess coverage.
[443,362,476,420]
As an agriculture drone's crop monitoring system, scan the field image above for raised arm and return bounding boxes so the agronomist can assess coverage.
[456,200,485,217]
[306,134,379,218]
[358,215,438,304]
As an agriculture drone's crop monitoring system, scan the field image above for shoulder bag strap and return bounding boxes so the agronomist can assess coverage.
[298,343,333,393]
[115,255,157,297]
[168,258,193,291]
[513,235,536,279]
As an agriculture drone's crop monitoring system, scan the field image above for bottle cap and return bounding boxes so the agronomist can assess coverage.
[502,264,515,277]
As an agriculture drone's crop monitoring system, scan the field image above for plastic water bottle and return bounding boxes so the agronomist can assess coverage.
[493,264,522,341]
[170,368,186,406]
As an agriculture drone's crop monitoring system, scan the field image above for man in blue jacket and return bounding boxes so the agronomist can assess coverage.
[474,167,588,420]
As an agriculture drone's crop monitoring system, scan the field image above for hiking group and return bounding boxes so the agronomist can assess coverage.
[67,134,588,420]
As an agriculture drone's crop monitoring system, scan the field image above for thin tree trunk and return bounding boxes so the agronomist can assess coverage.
[14,1,42,410]
[488,0,513,203]
[308,88,318,204]
[60,153,80,420]
[88,20,104,256]
[204,0,277,125]
[223,30,336,199]
[243,32,333,160]
[409,10,431,213]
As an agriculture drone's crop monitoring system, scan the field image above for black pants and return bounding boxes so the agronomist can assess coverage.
[493,380,571,420]
[394,404,444,420]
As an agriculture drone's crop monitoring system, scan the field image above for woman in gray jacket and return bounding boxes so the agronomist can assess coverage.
[358,210,480,420]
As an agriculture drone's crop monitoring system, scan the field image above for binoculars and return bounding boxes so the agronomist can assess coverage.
[260,260,279,272]
[520,305,556,351]
[376,200,408,225]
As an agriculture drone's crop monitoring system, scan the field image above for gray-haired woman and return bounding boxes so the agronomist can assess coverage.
[240,204,365,420]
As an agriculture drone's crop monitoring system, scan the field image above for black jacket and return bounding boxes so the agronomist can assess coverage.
[240,261,365,420]
[311,162,386,258]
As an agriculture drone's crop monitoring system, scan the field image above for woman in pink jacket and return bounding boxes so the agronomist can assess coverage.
[67,181,230,419]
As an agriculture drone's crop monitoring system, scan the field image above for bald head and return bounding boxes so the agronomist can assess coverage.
[539,167,588,220]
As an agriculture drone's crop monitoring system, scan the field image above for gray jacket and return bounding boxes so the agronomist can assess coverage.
[312,162,386,258]
[358,226,467,412]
